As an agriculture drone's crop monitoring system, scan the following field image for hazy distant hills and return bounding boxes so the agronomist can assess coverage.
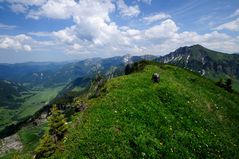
[1,45,238,88]
[156,45,239,91]
[54,55,158,96]
[1,44,238,94]
[0,80,29,109]
[0,62,67,87]
[0,55,157,88]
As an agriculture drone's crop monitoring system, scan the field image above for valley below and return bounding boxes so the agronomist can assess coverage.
[0,85,64,132]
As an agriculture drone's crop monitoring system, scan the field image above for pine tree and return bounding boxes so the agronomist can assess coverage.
[35,134,56,159]
[35,105,67,158]
[48,105,67,142]
[225,78,232,92]
[125,64,133,75]
[216,79,224,88]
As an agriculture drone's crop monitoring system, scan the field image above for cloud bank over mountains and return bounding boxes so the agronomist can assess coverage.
[0,0,239,58]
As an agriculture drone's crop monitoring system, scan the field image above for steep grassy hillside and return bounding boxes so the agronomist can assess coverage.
[50,63,239,158]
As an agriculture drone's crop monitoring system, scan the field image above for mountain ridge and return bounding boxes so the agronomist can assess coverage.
[156,44,239,91]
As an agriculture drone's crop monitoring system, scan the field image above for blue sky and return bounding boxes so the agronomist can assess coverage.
[0,0,239,63]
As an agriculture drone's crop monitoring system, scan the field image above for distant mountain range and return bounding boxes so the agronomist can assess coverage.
[1,45,238,92]
[1,44,239,92]
[156,44,239,91]
[0,62,67,87]
[0,55,157,88]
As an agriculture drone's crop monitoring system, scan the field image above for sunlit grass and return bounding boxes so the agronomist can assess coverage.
[59,64,239,158]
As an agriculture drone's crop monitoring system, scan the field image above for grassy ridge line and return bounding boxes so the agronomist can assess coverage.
[54,64,239,158]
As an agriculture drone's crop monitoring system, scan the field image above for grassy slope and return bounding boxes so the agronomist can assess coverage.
[56,64,239,158]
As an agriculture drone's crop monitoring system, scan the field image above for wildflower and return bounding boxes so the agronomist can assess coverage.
[171,148,173,152]
[142,152,146,156]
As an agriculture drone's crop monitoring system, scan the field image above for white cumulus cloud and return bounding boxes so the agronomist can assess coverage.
[143,12,171,24]
[27,0,77,19]
[0,34,32,51]
[9,3,27,13]
[215,18,239,31]
[0,23,16,29]
[144,19,178,39]
[230,8,239,18]
[137,0,152,5]
[1,0,239,57]
[117,0,140,17]
[3,0,46,6]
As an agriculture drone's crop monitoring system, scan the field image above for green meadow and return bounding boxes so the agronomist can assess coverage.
[55,64,239,158]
